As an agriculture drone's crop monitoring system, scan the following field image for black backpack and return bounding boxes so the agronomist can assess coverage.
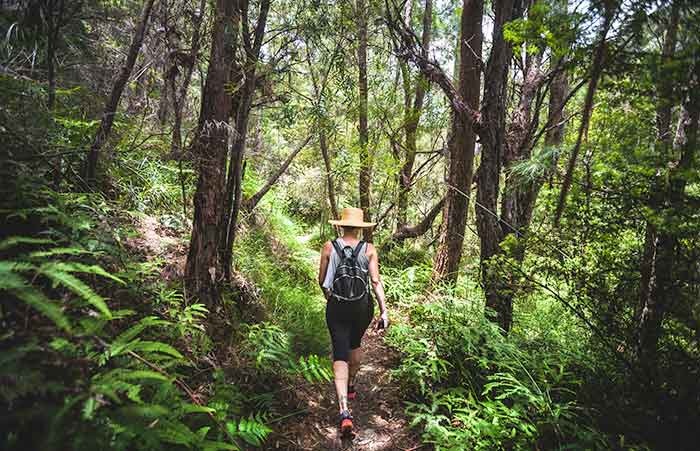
[330,240,369,302]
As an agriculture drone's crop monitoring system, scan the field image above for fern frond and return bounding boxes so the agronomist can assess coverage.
[29,247,96,259]
[291,354,333,383]
[42,261,125,285]
[39,264,112,318]
[15,286,72,331]
[0,236,53,251]
[201,440,240,451]
[113,316,171,345]
[128,341,184,359]
[156,420,197,446]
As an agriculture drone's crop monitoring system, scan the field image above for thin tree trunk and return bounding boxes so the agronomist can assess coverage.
[45,0,64,111]
[476,0,521,332]
[552,2,614,225]
[639,77,699,366]
[637,3,687,365]
[84,0,156,186]
[431,0,483,284]
[357,0,373,242]
[638,1,680,327]
[219,0,271,281]
[320,130,339,219]
[171,0,207,156]
[500,53,544,234]
[184,0,236,305]
[397,0,432,229]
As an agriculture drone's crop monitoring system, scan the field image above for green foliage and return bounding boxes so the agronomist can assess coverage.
[235,204,329,355]
[386,287,609,450]
[0,184,274,451]
[242,322,333,383]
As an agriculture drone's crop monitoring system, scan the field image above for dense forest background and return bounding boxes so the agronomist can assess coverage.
[1,0,699,449]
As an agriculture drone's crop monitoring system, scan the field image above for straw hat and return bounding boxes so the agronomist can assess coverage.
[328,207,376,228]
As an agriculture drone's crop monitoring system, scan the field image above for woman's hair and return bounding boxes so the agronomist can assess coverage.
[341,226,361,237]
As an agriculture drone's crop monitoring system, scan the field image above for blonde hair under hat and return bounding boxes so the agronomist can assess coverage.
[328,207,376,228]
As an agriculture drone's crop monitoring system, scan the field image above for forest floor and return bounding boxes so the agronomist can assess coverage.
[267,328,423,451]
[130,216,423,451]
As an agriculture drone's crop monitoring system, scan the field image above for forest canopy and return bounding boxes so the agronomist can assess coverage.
[1,0,699,449]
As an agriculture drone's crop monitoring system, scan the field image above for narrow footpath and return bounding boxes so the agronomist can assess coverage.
[267,233,424,450]
[130,219,424,450]
[266,328,423,451]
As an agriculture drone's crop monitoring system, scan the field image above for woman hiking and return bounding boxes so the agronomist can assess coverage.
[318,207,390,437]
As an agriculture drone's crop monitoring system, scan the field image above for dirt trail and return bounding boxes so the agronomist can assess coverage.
[267,328,424,451]
[268,234,423,450]
[128,220,424,450]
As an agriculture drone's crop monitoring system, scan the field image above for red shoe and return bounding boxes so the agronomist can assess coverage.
[339,410,353,436]
[347,385,356,401]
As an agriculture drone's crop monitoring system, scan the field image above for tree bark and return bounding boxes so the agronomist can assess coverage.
[397,0,432,229]
[84,0,156,186]
[45,0,65,111]
[500,52,544,236]
[357,0,373,242]
[431,0,483,284]
[476,0,521,332]
[219,0,271,281]
[184,0,236,305]
[638,72,699,366]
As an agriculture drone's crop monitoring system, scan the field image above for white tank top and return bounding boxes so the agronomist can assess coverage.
[322,238,369,290]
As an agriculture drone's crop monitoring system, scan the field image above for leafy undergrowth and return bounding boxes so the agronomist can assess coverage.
[380,247,620,451]
[235,199,329,357]
[0,177,333,450]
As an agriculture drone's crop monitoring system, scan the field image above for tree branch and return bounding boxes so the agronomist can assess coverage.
[243,135,312,211]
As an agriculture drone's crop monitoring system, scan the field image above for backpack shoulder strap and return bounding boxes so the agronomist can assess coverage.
[331,239,344,257]
[352,240,366,258]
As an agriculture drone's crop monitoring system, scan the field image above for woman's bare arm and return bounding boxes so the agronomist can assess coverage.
[318,241,333,298]
[367,244,388,325]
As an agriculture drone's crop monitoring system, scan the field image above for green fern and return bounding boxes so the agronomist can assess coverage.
[226,412,272,446]
[291,354,334,383]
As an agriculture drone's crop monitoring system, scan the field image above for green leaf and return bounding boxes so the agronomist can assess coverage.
[0,236,53,251]
[40,266,112,318]
[129,341,184,359]
[14,285,71,331]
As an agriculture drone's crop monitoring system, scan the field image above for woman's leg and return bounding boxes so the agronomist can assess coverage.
[348,348,362,385]
[327,301,352,414]
[333,361,350,413]
[347,299,373,388]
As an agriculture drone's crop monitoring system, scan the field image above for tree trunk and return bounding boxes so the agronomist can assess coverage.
[637,2,686,365]
[500,50,544,235]
[638,75,699,366]
[476,0,521,332]
[553,2,614,225]
[320,130,339,219]
[431,0,483,284]
[84,0,156,186]
[357,0,373,242]
[397,0,432,229]
[219,0,271,281]
[184,0,236,305]
[171,0,207,156]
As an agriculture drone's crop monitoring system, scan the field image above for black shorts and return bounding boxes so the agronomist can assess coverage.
[325,296,374,362]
